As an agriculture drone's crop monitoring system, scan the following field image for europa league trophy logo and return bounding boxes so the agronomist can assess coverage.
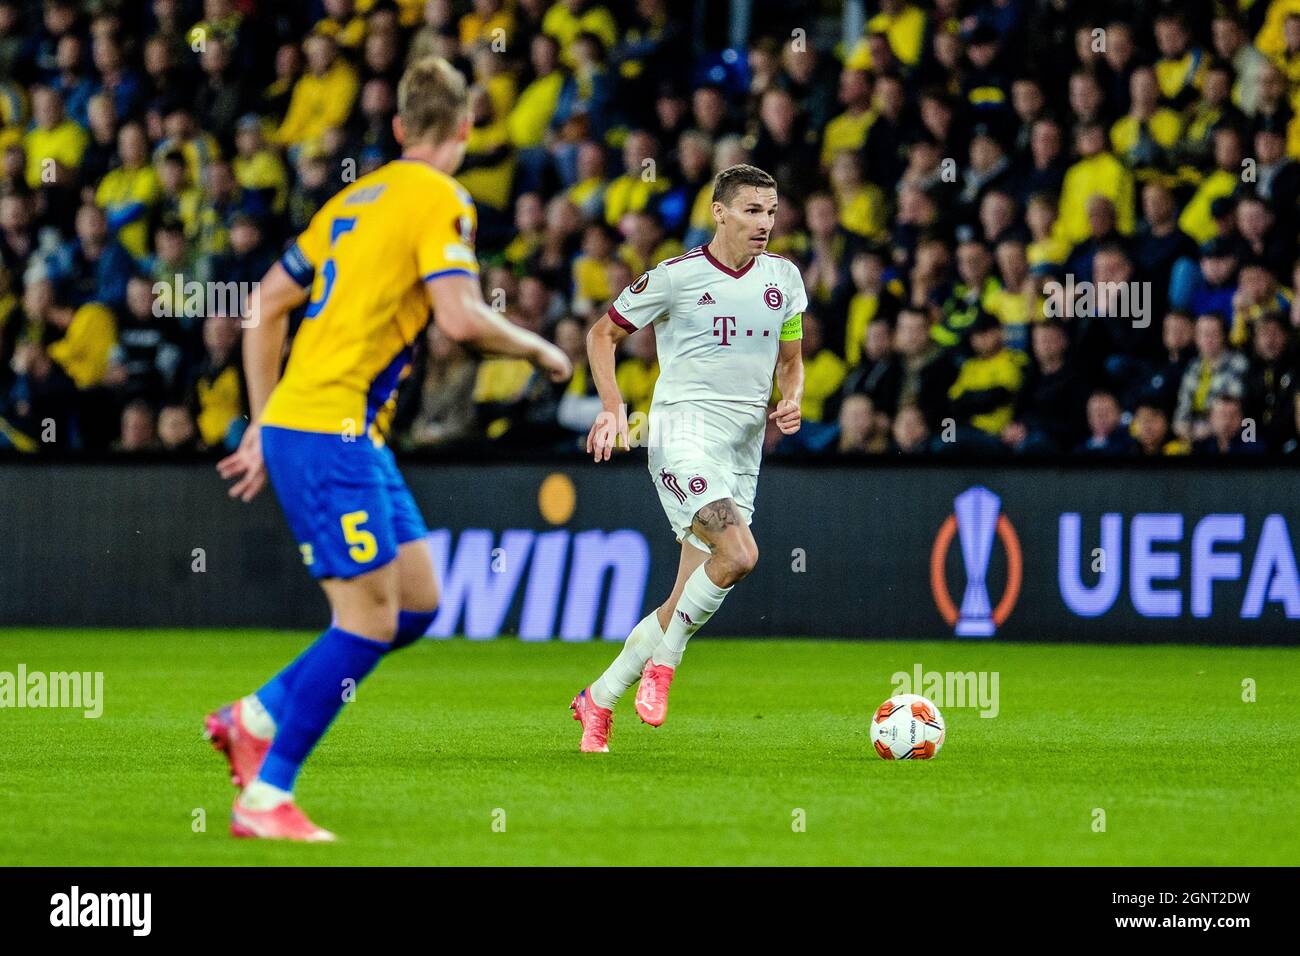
[953,486,1001,637]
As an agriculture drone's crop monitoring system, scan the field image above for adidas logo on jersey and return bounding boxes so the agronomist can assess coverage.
[697,292,715,305]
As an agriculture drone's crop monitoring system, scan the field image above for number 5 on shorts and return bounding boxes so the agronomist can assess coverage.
[341,510,378,563]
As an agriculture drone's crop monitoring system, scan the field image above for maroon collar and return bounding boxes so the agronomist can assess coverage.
[701,244,756,278]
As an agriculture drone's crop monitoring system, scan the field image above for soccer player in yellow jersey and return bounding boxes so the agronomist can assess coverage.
[209,57,571,841]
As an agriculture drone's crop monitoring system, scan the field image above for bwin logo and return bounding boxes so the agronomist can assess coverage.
[930,486,1023,637]
[50,886,152,936]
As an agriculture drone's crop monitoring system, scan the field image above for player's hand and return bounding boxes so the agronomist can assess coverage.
[217,422,266,502]
[587,404,629,462]
[769,399,801,435]
[533,341,573,383]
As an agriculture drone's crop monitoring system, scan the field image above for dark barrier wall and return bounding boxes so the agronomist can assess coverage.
[3,461,1299,644]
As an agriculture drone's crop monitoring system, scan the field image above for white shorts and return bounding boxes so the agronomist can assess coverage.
[647,450,758,553]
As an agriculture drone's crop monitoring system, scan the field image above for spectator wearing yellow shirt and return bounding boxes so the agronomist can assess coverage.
[1174,61,1238,180]
[848,0,927,70]
[1154,12,1207,109]
[603,129,669,226]
[151,102,221,195]
[829,151,886,241]
[474,344,537,440]
[1025,192,1069,269]
[156,151,202,239]
[821,70,875,171]
[509,34,565,191]
[458,85,515,215]
[571,222,618,315]
[359,0,423,29]
[543,0,618,64]
[843,247,901,366]
[47,294,116,390]
[514,43,565,136]
[0,78,26,134]
[947,310,1026,447]
[187,314,244,450]
[273,34,358,153]
[1054,122,1135,247]
[988,238,1035,353]
[460,0,514,54]
[1178,125,1245,245]
[504,192,546,272]
[1110,66,1182,184]
[95,123,160,261]
[1271,13,1300,89]
[314,0,368,53]
[232,115,288,216]
[23,86,87,189]
[471,43,518,122]
[935,240,1004,348]
[1256,0,1300,60]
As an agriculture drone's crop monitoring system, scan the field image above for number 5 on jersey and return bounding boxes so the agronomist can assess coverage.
[305,217,358,318]
[341,510,378,563]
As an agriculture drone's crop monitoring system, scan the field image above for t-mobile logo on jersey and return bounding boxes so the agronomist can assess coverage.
[712,315,736,345]
[711,314,771,346]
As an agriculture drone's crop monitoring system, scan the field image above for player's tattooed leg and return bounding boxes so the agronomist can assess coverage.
[691,498,742,537]
[690,499,758,589]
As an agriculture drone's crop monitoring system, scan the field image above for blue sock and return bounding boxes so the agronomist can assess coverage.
[391,609,436,650]
[255,641,315,724]
[257,627,388,792]
[257,610,434,723]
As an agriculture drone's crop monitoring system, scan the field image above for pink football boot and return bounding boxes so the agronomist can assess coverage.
[634,661,675,727]
[570,688,613,753]
[230,797,336,842]
[203,699,271,789]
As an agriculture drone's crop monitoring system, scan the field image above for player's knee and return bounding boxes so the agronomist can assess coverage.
[402,581,439,615]
[715,541,758,586]
[335,589,401,642]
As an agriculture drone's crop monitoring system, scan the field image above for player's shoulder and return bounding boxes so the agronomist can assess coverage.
[759,251,807,293]
[653,245,708,282]
[348,159,473,209]
[759,251,801,278]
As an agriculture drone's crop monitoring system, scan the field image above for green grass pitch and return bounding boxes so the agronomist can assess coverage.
[1,630,1297,866]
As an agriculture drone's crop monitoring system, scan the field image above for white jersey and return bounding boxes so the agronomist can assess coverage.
[610,245,808,475]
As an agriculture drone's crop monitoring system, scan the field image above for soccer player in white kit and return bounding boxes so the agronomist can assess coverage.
[570,164,807,752]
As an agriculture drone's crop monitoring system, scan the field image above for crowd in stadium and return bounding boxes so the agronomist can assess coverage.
[3,0,1300,458]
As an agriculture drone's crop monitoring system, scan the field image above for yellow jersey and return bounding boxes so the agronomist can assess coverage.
[261,160,479,436]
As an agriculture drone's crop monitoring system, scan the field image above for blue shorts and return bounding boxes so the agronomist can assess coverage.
[261,425,428,580]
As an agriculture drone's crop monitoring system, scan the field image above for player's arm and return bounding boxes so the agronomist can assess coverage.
[770,319,804,436]
[425,272,570,380]
[243,262,309,421]
[216,261,309,502]
[586,311,632,461]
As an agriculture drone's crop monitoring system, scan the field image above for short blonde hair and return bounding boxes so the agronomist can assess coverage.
[398,56,469,145]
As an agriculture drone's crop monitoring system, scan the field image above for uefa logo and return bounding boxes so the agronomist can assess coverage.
[930,486,1022,637]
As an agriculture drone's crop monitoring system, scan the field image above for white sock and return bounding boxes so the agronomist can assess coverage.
[242,694,276,739]
[590,611,665,709]
[651,563,731,668]
[240,779,292,810]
